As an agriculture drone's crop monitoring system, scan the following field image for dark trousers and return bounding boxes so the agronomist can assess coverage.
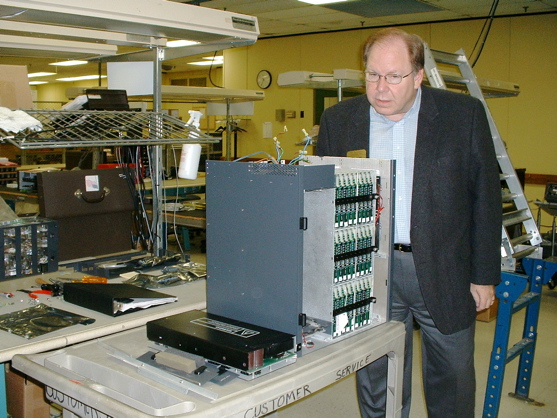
[357,251,476,417]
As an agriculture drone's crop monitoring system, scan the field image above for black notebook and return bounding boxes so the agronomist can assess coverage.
[63,283,177,316]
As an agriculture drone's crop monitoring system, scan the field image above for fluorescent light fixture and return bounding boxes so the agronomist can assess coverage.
[0,20,163,48]
[298,0,347,4]
[188,60,223,66]
[29,81,48,85]
[0,35,117,57]
[49,60,88,67]
[166,40,199,48]
[57,75,107,82]
[28,72,56,78]
[188,56,224,66]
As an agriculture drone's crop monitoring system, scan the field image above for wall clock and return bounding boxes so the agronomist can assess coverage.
[256,70,272,89]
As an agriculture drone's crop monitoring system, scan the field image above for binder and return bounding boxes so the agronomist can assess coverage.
[63,283,177,316]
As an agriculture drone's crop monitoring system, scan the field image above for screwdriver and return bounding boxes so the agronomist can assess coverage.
[78,276,108,283]
[34,276,107,297]
[36,275,108,285]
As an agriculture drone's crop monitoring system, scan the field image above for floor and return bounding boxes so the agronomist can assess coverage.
[182,233,557,417]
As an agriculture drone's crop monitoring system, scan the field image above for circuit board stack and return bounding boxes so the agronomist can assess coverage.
[332,170,379,337]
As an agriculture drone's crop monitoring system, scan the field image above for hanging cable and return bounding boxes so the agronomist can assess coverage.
[469,0,500,67]
[208,50,223,88]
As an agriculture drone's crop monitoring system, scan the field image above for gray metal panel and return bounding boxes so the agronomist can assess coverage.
[302,188,335,325]
[205,161,335,342]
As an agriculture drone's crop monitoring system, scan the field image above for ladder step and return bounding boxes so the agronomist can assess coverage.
[500,173,511,181]
[510,233,534,247]
[512,292,540,313]
[502,192,518,202]
[503,209,532,227]
[430,49,466,66]
[506,338,535,363]
[510,246,538,259]
[436,70,470,86]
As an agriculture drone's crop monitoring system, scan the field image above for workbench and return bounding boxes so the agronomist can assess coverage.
[0,271,207,415]
[12,320,405,417]
[162,208,206,230]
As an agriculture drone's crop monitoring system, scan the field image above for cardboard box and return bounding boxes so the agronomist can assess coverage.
[476,298,499,322]
[0,65,33,109]
[5,363,51,418]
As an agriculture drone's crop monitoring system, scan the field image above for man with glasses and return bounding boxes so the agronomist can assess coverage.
[317,28,501,417]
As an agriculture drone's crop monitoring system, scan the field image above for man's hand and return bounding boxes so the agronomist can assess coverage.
[470,284,496,312]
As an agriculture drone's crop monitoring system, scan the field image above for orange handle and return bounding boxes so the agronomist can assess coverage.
[75,276,108,284]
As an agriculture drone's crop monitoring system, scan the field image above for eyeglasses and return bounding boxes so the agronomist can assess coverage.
[364,71,414,85]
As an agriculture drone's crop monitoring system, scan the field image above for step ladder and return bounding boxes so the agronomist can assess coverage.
[423,44,542,271]
[482,257,557,417]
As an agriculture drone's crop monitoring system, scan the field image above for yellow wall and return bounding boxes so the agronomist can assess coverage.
[222,14,557,232]
[31,14,557,231]
[35,79,108,109]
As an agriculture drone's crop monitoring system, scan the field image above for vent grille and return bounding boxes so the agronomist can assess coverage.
[249,163,298,177]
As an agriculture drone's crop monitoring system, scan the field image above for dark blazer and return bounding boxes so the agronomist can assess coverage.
[317,85,502,335]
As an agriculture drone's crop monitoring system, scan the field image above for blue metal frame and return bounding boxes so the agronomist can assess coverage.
[483,257,557,417]
[0,369,5,418]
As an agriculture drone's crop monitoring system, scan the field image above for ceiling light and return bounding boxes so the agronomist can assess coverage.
[0,20,163,48]
[188,56,223,66]
[57,75,107,82]
[298,0,347,4]
[0,35,117,57]
[28,72,56,78]
[188,60,223,66]
[29,81,48,85]
[166,40,199,48]
[49,60,88,67]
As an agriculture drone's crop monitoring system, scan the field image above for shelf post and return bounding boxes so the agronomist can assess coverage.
[151,45,165,256]
[225,98,232,161]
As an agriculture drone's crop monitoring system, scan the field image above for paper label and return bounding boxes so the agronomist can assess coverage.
[85,175,100,192]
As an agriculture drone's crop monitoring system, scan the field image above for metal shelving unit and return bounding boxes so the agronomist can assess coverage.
[0,0,260,256]
[2,110,218,150]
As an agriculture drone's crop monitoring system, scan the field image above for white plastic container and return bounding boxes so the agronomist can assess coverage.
[177,143,201,179]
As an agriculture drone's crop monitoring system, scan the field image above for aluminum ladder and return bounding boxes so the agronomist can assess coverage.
[423,45,549,416]
[423,44,542,272]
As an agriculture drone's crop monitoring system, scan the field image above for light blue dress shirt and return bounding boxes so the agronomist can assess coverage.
[369,87,422,244]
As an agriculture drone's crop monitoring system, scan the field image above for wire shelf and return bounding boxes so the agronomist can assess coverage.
[1,110,218,149]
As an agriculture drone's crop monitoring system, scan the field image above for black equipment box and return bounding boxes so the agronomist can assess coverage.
[545,182,557,203]
[146,310,294,371]
[84,89,129,111]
